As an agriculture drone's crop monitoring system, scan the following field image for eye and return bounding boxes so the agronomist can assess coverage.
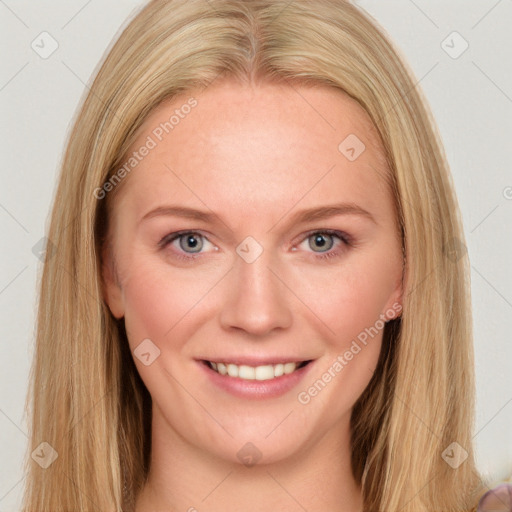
[159,229,352,263]
[159,231,216,260]
[296,229,352,261]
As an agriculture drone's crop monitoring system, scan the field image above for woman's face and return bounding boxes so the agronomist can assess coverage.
[103,80,403,465]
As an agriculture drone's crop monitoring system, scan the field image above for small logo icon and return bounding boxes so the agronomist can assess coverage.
[441,441,468,469]
[338,134,366,161]
[236,236,263,263]
[236,442,262,467]
[444,237,467,263]
[133,338,161,366]
[31,441,58,469]
[441,31,469,59]
[32,236,56,262]
[31,32,59,59]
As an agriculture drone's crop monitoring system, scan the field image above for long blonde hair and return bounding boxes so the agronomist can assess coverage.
[22,1,483,510]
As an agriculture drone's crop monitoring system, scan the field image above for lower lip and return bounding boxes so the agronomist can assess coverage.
[198,360,314,399]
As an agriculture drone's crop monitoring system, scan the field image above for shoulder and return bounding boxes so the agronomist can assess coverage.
[477,482,512,511]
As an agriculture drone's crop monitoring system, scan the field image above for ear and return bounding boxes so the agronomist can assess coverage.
[101,243,125,319]
[382,274,403,321]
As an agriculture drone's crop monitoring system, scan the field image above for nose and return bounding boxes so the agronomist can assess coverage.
[219,248,293,336]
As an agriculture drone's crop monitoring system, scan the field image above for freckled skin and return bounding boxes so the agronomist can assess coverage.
[103,80,403,512]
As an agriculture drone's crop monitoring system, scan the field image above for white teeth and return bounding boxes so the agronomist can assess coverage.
[227,364,238,377]
[208,361,304,381]
[239,365,255,380]
[254,365,274,380]
[283,362,296,374]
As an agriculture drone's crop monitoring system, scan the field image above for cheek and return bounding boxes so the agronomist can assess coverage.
[290,254,396,404]
[120,260,215,349]
[294,262,390,416]
[294,256,396,346]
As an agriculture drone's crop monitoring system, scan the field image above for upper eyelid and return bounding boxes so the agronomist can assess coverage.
[160,230,214,248]
[296,230,350,250]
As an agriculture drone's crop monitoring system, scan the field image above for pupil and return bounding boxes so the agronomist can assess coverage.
[315,235,326,247]
[311,234,333,252]
[180,234,202,253]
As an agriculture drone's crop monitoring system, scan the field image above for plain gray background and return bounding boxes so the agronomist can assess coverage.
[1,1,511,509]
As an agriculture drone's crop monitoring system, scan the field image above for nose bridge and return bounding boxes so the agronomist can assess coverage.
[219,239,293,335]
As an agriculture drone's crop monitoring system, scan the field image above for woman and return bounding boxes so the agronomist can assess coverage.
[21,0,502,510]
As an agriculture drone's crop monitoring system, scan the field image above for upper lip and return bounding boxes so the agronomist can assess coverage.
[198,356,313,366]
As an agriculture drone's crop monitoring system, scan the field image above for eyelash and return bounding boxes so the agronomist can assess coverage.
[158,229,352,263]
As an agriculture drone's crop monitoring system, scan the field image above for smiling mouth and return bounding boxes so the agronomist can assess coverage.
[202,360,312,381]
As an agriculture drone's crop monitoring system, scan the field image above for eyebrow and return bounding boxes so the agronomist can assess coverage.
[140,202,376,227]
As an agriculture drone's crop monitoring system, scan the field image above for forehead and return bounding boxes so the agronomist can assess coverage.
[113,80,391,225]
